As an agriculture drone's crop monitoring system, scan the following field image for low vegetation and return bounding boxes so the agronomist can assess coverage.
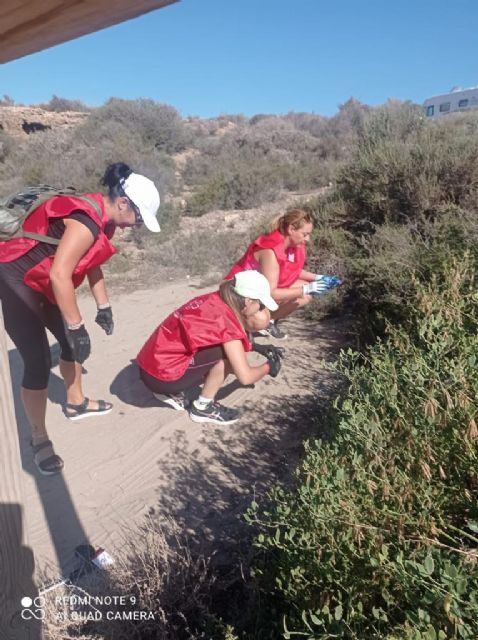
[246,257,478,639]
[239,107,478,639]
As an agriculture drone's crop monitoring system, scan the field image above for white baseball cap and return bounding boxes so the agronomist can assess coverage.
[233,270,278,311]
[122,173,161,232]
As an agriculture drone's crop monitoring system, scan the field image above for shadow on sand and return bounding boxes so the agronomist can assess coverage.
[7,343,91,582]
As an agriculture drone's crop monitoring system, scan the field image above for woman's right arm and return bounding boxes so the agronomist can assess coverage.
[49,218,95,326]
[223,340,270,385]
[257,249,305,302]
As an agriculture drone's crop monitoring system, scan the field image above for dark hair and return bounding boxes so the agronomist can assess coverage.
[101,162,132,199]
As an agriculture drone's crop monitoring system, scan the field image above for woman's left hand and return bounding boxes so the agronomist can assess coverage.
[95,306,114,335]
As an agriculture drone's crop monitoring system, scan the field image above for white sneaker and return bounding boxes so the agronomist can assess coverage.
[258,321,288,340]
[153,392,187,411]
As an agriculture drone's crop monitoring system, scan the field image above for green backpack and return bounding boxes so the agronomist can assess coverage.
[0,185,102,245]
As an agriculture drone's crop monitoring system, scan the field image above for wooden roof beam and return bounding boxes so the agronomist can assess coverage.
[0,0,178,64]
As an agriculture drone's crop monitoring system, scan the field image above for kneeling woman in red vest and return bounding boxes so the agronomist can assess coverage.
[137,270,283,425]
[225,209,341,340]
[0,162,161,475]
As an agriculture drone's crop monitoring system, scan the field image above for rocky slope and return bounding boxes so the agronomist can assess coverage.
[0,105,88,137]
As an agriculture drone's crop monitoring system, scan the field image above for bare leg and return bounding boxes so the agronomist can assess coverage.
[270,278,311,321]
[21,387,62,470]
[201,359,233,399]
[59,359,102,410]
[59,359,84,405]
[271,294,311,321]
[21,387,48,444]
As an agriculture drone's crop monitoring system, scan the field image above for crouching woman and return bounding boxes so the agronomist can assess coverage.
[136,270,282,425]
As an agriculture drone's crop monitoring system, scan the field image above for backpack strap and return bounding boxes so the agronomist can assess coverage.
[74,195,103,219]
[21,231,61,245]
[21,194,104,246]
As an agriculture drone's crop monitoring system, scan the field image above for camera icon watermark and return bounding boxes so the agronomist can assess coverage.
[20,596,45,620]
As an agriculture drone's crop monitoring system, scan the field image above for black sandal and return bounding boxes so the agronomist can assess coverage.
[64,397,113,421]
[31,440,64,476]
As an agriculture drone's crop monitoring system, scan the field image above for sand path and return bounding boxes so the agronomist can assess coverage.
[7,279,347,581]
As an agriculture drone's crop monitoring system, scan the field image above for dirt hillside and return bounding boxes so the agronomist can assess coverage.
[0,105,88,137]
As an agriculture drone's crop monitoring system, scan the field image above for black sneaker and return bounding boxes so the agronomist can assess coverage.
[153,392,187,411]
[189,401,240,425]
[259,321,288,340]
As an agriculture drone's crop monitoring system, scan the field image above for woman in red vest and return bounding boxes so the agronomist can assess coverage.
[225,209,340,339]
[0,162,160,475]
[137,270,283,425]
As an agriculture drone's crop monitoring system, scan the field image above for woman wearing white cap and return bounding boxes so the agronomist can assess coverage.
[137,270,283,425]
[0,162,160,475]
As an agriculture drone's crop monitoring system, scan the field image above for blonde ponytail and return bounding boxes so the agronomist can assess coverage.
[219,279,247,330]
[269,208,313,234]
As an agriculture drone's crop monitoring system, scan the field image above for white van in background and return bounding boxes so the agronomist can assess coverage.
[423,86,478,119]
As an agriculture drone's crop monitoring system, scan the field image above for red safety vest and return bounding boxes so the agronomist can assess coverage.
[137,291,252,381]
[226,229,306,288]
[0,193,116,304]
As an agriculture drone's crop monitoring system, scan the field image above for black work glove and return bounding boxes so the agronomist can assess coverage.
[266,352,282,378]
[253,342,286,360]
[67,325,91,364]
[95,306,114,335]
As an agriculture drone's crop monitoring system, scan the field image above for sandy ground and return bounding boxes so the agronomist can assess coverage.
[7,278,349,583]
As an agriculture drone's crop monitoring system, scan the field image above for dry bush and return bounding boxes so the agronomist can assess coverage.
[182,104,374,216]
[145,228,249,277]
[84,98,192,154]
[0,94,15,107]
[41,520,227,640]
[37,95,92,112]
[337,104,478,229]
[0,121,176,201]
[0,128,14,164]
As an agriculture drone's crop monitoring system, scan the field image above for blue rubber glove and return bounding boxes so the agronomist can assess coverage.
[314,275,342,288]
[303,275,342,297]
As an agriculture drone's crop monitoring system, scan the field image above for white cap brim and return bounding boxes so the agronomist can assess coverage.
[260,294,279,312]
[123,173,161,233]
[232,269,279,311]
[142,213,161,233]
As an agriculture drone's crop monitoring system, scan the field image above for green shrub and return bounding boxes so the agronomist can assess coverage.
[247,257,478,639]
[302,106,478,337]
[337,106,478,230]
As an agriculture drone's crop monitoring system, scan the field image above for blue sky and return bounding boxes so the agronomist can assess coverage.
[0,0,477,118]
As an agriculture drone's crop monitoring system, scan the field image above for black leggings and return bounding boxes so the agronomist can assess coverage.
[0,269,74,390]
[139,345,225,395]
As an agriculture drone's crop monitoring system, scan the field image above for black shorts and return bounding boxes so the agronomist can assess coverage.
[139,345,225,395]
